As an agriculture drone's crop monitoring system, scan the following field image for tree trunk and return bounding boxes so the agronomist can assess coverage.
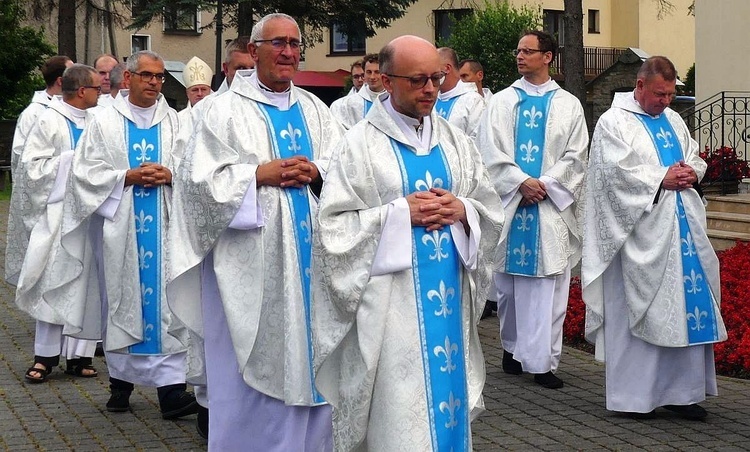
[58,0,77,61]
[563,0,585,107]
[237,0,253,37]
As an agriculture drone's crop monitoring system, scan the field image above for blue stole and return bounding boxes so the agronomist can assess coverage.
[435,96,459,120]
[363,99,373,117]
[505,88,555,276]
[634,113,720,344]
[257,101,323,403]
[390,139,468,452]
[126,119,162,354]
[65,119,83,148]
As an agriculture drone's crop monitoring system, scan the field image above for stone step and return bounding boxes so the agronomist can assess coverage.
[706,211,750,234]
[707,228,750,251]
[705,194,750,215]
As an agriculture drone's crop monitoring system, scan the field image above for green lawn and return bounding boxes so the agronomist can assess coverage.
[0,172,11,200]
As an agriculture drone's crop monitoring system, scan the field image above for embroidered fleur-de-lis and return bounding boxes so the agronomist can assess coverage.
[513,243,532,267]
[279,123,302,151]
[656,127,673,148]
[437,107,448,118]
[300,213,312,244]
[422,230,450,261]
[135,210,153,234]
[682,232,697,257]
[438,391,461,429]
[415,171,444,191]
[189,64,205,82]
[135,187,150,198]
[515,208,534,232]
[138,246,153,270]
[433,336,458,373]
[519,140,539,163]
[304,266,312,280]
[133,138,154,162]
[427,280,455,318]
[141,283,153,305]
[143,323,154,342]
[683,269,703,294]
[677,198,686,219]
[686,306,708,331]
[523,106,543,128]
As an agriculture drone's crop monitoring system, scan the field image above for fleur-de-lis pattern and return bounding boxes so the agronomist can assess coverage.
[126,120,163,355]
[435,97,459,120]
[523,105,543,128]
[279,122,302,151]
[505,89,553,277]
[635,112,719,345]
[390,138,468,450]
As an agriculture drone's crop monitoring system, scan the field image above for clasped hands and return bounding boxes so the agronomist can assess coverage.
[662,161,697,191]
[519,177,546,206]
[407,187,467,232]
[257,156,319,188]
[125,162,171,187]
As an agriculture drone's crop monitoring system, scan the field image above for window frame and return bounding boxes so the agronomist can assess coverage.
[163,5,201,35]
[328,21,366,56]
[588,9,601,34]
[433,8,473,43]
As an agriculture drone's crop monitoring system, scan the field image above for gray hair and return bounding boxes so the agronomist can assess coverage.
[61,64,97,96]
[637,56,677,82]
[109,63,127,90]
[379,43,396,75]
[224,36,252,62]
[126,50,163,73]
[250,13,300,42]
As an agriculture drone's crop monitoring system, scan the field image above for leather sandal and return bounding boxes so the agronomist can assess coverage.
[25,363,52,383]
[65,358,98,378]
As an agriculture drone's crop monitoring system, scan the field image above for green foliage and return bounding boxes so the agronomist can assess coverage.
[125,0,418,46]
[443,2,541,93]
[682,62,695,95]
[0,1,55,119]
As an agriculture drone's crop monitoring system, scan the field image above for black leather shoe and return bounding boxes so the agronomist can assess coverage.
[160,390,199,420]
[106,388,132,412]
[534,371,564,389]
[502,350,523,375]
[196,406,209,439]
[621,410,657,420]
[663,404,707,420]
[481,301,495,320]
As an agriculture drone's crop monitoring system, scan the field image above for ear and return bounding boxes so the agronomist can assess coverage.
[477,70,484,81]
[382,74,394,94]
[249,43,260,63]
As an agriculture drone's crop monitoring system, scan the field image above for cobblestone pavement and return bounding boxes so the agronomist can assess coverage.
[2,199,750,451]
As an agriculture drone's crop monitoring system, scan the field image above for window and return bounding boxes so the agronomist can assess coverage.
[434,9,473,43]
[588,9,600,33]
[543,9,565,46]
[330,21,366,55]
[164,5,200,33]
[131,35,151,54]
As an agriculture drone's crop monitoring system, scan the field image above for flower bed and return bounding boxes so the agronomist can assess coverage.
[563,242,750,378]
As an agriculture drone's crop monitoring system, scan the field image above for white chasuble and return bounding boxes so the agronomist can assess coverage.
[313,98,504,451]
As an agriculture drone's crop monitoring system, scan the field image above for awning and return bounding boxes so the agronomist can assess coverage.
[293,69,350,88]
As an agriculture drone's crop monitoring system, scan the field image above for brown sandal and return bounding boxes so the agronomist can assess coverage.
[25,363,52,383]
[65,358,98,378]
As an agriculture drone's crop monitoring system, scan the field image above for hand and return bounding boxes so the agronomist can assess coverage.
[406,187,467,232]
[518,178,546,205]
[662,161,697,191]
[256,156,319,188]
[125,163,172,187]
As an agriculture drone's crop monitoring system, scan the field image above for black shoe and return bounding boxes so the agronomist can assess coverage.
[534,371,564,389]
[106,388,132,412]
[196,406,209,439]
[502,350,523,375]
[160,390,199,420]
[481,301,495,320]
[94,342,104,357]
[663,404,707,420]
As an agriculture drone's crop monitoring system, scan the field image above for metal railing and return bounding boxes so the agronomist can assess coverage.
[679,91,750,194]
[552,46,628,78]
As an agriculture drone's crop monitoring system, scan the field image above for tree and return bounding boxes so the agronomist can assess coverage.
[0,1,55,119]
[124,0,419,46]
[562,0,585,106]
[444,2,542,93]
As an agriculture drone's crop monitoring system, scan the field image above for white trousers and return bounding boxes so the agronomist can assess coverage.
[495,266,571,373]
[34,320,97,359]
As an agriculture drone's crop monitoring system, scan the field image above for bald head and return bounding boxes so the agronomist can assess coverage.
[381,36,442,119]
[436,47,460,92]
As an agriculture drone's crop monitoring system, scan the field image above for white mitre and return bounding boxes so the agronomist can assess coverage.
[184,56,213,88]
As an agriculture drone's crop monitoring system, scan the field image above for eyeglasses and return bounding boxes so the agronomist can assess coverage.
[386,72,446,90]
[352,74,365,80]
[254,38,304,51]
[82,85,102,93]
[512,48,546,56]
[132,71,167,83]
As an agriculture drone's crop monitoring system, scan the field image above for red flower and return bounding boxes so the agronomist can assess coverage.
[700,146,750,183]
